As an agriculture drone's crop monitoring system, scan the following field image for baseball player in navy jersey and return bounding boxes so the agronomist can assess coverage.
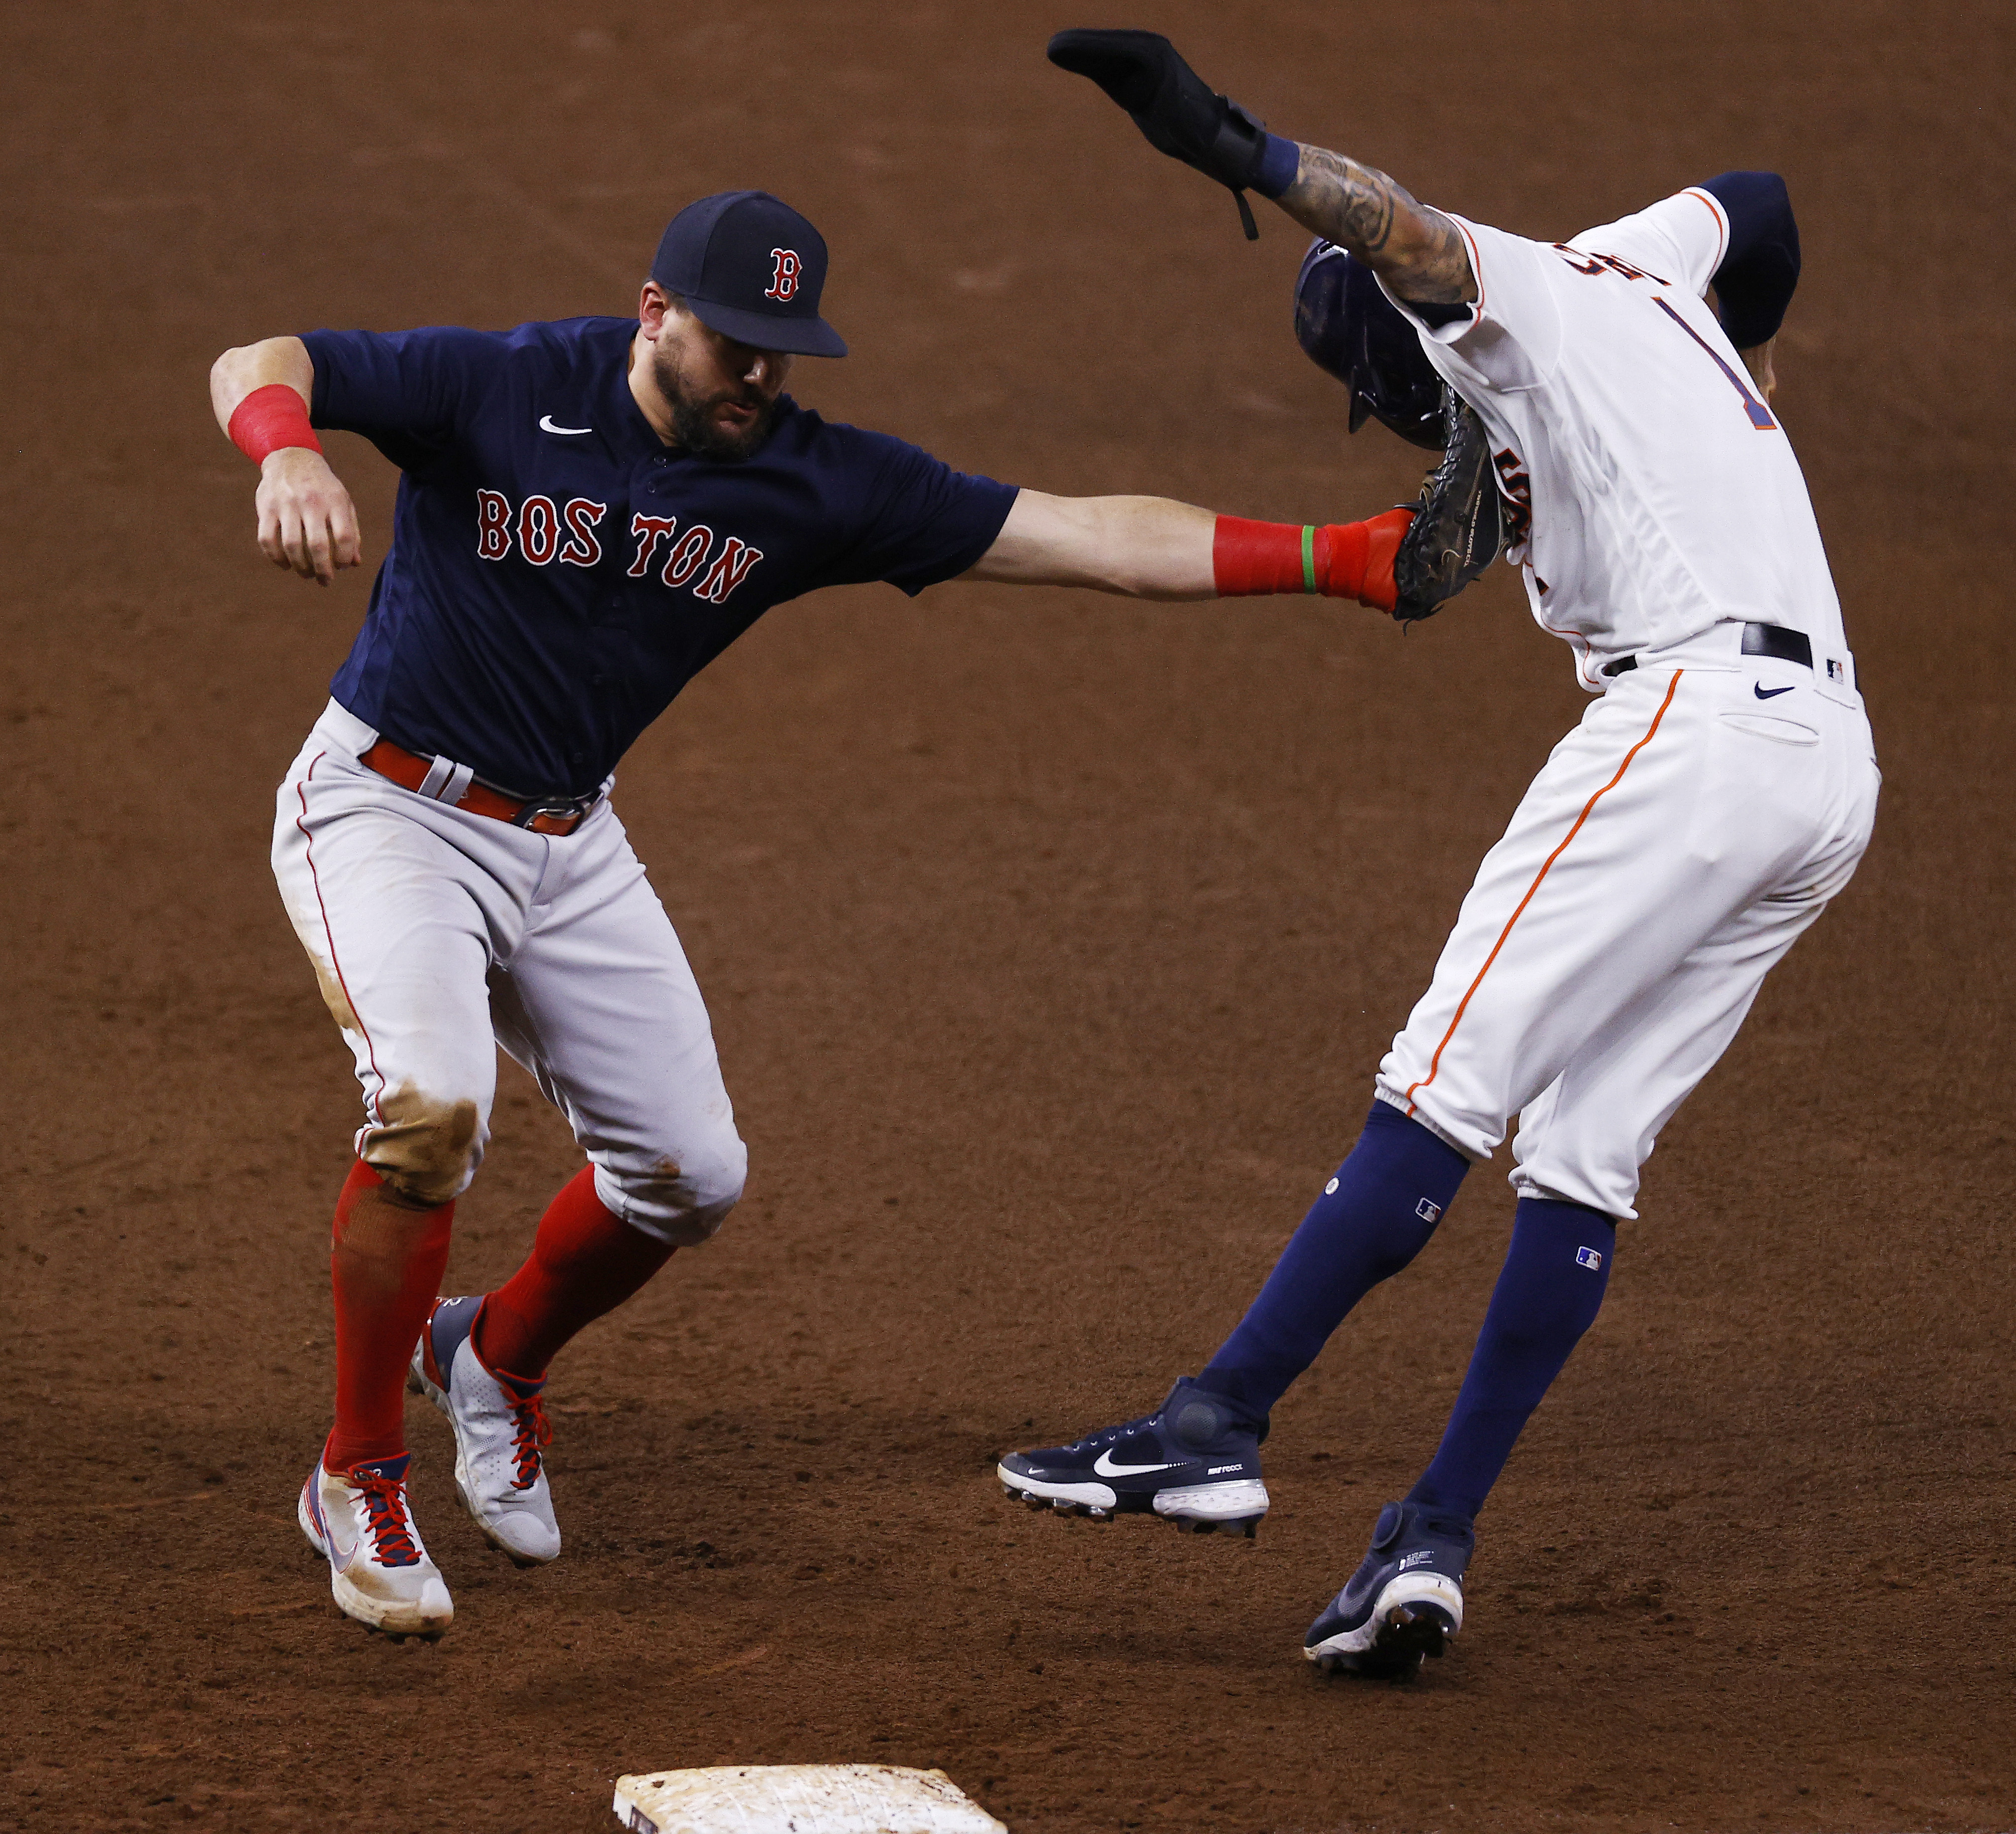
[211,189,1428,1638]
[1001,34,1880,1679]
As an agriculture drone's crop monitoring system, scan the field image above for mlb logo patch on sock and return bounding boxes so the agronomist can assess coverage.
[1416,1198,1443,1223]
[1575,1245,1603,1270]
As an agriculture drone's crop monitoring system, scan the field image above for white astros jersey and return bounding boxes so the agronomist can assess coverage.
[1386,190,1848,691]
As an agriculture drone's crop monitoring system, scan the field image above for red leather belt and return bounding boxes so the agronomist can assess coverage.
[359,739,595,836]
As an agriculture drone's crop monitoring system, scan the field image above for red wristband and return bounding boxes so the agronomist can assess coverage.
[228,383,321,466]
[1211,509,1413,612]
[1212,516,1316,597]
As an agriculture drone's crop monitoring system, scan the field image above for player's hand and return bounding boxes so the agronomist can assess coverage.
[1046,29,1273,236]
[255,447,362,585]
[1738,337,1777,402]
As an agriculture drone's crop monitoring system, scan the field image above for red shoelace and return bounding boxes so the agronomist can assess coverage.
[354,1471,422,1568]
[506,1390,552,1492]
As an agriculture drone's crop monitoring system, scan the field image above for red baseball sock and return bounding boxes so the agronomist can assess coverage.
[325,1160,454,1472]
[472,1166,677,1379]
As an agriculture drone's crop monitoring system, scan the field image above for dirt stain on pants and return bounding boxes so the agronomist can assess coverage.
[360,1085,482,1209]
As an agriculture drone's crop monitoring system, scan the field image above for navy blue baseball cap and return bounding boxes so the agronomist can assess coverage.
[650,191,847,357]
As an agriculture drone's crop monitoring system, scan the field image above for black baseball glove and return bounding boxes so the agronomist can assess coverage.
[1046,29,1273,238]
[1391,386,1506,622]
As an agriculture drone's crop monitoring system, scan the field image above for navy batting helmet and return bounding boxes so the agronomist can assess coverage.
[1293,238,1445,450]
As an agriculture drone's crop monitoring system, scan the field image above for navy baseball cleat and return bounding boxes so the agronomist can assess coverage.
[1304,1498,1473,1679]
[996,1378,1269,1536]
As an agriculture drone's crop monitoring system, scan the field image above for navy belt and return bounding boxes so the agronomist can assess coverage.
[1601,622,1812,680]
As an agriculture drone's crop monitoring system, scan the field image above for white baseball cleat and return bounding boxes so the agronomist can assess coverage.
[408,1294,560,1566]
[298,1446,453,1638]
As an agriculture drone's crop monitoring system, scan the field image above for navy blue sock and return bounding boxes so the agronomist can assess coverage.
[1407,1197,1616,1523]
[1199,1103,1471,1418]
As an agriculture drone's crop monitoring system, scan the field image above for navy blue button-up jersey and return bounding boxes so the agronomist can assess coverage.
[303,316,1019,797]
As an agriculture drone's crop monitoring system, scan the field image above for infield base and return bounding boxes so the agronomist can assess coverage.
[612,1763,1007,1833]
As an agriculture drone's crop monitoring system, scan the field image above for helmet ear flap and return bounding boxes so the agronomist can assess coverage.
[1293,236,1449,451]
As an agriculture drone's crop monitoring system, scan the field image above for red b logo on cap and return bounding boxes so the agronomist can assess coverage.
[764,248,802,302]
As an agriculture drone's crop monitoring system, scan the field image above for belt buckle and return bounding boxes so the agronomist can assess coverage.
[511,793,594,832]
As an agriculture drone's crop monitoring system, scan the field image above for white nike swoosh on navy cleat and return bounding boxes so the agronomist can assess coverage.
[539,415,592,435]
[1092,1450,1185,1478]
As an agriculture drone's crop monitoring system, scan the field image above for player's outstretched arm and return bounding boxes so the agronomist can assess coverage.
[963,489,1412,612]
[209,336,362,586]
[1273,146,1476,308]
[965,491,1216,597]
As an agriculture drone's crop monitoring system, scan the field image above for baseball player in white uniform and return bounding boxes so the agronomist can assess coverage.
[1003,31,1880,1679]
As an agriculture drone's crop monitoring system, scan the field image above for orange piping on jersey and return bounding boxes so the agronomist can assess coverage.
[1452,217,1486,317]
[1403,670,1685,1115]
[1681,187,1729,271]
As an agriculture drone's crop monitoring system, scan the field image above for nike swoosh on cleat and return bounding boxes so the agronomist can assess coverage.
[318,1496,357,1567]
[1754,683,1795,699]
[539,415,592,435]
[1092,1449,1185,1478]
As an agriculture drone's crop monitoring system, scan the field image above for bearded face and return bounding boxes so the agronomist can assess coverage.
[650,314,787,462]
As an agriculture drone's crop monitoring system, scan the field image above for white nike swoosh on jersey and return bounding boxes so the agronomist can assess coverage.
[539,415,592,435]
[1092,1449,1184,1478]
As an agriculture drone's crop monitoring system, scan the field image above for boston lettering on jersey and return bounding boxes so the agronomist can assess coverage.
[470,488,768,606]
[302,316,1017,798]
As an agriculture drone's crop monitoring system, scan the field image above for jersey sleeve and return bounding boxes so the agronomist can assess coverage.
[1378,216,1564,393]
[1568,189,1729,298]
[301,326,511,471]
[823,428,1020,596]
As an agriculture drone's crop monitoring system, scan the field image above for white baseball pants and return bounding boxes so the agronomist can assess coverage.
[1377,628,1879,1221]
[272,700,745,1243]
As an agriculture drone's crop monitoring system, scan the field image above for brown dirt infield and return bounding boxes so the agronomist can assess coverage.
[4,3,2011,1829]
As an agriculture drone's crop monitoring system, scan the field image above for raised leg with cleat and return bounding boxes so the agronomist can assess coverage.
[408,1294,561,1567]
[996,1378,1270,1539]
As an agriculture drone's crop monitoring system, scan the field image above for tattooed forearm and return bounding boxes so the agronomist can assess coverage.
[1278,144,1478,305]
[1283,145,1404,252]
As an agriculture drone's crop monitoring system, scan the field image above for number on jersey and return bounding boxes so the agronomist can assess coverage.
[1653,298,1778,431]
